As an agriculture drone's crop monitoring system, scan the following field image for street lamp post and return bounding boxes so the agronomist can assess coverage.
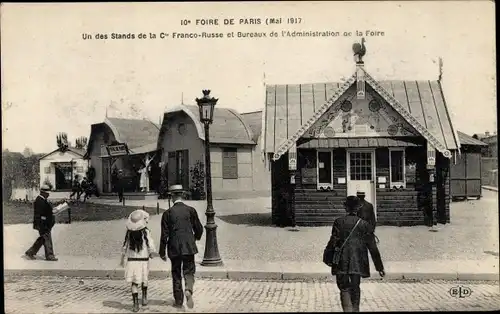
[196,90,223,266]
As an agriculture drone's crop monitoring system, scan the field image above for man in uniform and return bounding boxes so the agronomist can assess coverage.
[25,185,58,261]
[356,191,382,267]
[159,185,203,309]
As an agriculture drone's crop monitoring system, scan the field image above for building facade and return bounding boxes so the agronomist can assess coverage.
[85,117,161,195]
[261,57,460,226]
[157,105,270,199]
[39,147,88,191]
[450,131,487,200]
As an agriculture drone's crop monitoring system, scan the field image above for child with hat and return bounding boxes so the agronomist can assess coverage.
[120,209,156,312]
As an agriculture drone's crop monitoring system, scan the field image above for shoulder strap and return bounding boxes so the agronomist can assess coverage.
[339,218,361,251]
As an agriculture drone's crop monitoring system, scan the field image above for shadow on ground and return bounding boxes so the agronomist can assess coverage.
[217,213,273,226]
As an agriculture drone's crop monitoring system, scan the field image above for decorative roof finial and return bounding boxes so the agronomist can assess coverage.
[202,89,211,98]
[352,37,366,64]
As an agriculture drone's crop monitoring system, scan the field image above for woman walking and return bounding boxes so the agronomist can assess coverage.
[324,196,385,312]
[120,210,156,312]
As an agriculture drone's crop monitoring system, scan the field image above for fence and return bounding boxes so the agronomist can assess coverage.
[481,157,498,187]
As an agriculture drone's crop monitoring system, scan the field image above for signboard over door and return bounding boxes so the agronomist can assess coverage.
[107,143,129,156]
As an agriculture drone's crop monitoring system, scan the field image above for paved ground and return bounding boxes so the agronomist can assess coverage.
[4,190,499,264]
[4,276,500,313]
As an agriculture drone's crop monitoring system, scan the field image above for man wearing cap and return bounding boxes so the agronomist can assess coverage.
[159,185,204,309]
[24,185,58,261]
[356,191,376,229]
[356,191,382,274]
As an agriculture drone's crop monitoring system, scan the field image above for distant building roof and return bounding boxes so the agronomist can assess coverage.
[86,117,160,158]
[241,110,263,142]
[457,131,487,146]
[159,105,256,146]
[39,147,86,160]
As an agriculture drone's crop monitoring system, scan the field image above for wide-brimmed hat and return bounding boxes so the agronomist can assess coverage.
[126,210,147,231]
[168,184,185,194]
[40,184,51,192]
[138,209,150,223]
[344,195,360,210]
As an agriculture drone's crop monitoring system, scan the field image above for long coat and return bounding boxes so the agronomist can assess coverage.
[358,200,376,231]
[159,201,204,259]
[326,214,384,278]
[33,195,55,232]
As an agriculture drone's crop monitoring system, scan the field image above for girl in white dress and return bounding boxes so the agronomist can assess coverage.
[120,210,155,312]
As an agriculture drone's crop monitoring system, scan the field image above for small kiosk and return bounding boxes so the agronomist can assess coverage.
[262,40,460,226]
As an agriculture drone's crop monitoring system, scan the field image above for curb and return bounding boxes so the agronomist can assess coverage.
[4,268,498,282]
[482,186,499,192]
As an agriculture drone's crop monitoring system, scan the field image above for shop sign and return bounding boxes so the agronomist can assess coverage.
[107,143,129,156]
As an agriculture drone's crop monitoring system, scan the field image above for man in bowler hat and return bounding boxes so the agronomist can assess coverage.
[25,185,58,261]
[159,185,203,309]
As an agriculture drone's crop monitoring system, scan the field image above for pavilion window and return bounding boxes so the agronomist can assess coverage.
[222,148,238,179]
[389,148,406,188]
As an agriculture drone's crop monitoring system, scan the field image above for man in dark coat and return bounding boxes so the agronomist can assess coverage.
[25,185,58,261]
[327,195,385,312]
[356,191,383,272]
[117,169,125,202]
[69,175,81,201]
[159,185,204,309]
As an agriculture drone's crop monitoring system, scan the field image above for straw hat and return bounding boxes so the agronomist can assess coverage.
[126,210,147,231]
[40,184,51,192]
[168,184,185,194]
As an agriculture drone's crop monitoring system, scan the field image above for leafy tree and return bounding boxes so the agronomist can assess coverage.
[22,147,34,157]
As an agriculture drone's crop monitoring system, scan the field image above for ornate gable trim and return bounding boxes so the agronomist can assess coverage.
[363,70,451,158]
[272,74,357,161]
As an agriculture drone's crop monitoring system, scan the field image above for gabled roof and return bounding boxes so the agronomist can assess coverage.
[457,131,487,146]
[158,105,256,146]
[39,147,86,160]
[86,117,160,158]
[263,67,460,160]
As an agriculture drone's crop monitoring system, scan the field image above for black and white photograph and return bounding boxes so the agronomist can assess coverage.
[2,1,498,312]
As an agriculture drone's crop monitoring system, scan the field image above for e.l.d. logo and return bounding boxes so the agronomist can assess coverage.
[449,286,472,298]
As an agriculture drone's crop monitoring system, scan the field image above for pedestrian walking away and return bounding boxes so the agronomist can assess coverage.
[69,175,81,202]
[120,209,156,312]
[323,195,385,312]
[356,191,383,267]
[159,185,204,309]
[25,185,58,261]
[117,169,125,202]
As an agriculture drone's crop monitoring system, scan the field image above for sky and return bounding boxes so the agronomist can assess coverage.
[1,1,496,153]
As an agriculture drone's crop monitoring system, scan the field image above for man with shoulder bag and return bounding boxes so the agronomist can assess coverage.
[323,196,385,312]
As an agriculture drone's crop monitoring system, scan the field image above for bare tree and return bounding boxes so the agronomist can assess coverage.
[75,136,88,149]
[56,132,69,151]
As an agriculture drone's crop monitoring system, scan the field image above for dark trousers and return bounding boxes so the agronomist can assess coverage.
[118,188,124,202]
[26,229,55,258]
[169,255,196,305]
[336,274,361,312]
[70,189,81,200]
